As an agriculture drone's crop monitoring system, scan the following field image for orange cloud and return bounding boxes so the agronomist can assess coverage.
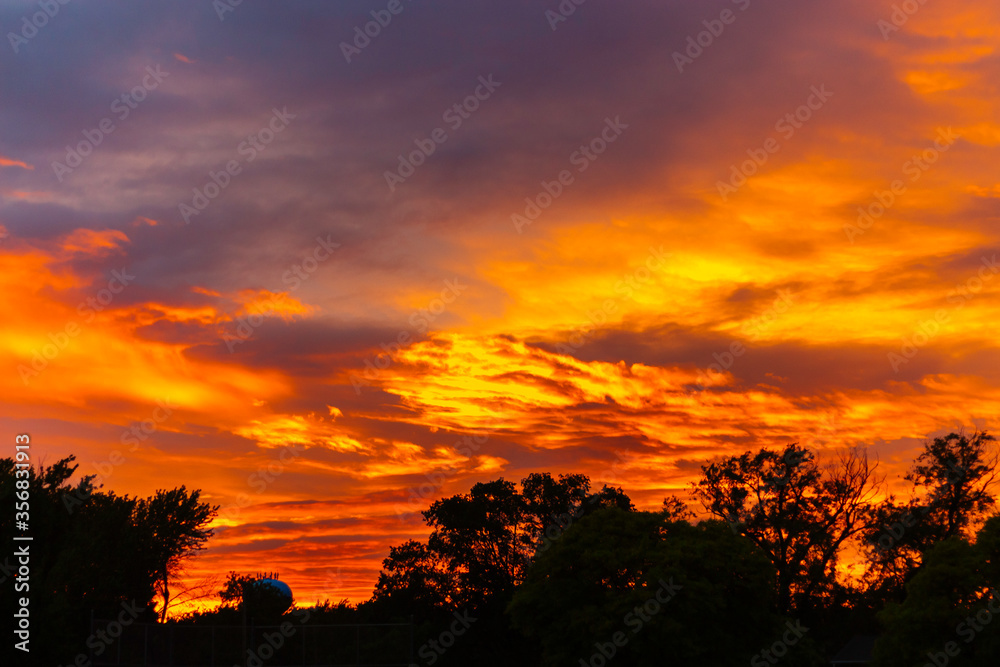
[235,289,315,321]
[58,228,131,256]
[0,155,33,169]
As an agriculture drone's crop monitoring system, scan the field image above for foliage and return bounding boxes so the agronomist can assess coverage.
[370,539,456,618]
[371,472,633,613]
[862,431,999,602]
[873,516,1000,667]
[509,507,822,667]
[692,443,881,614]
[139,486,218,620]
[6,429,998,667]
[0,455,216,666]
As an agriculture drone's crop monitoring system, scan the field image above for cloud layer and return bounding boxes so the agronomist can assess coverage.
[3,0,1000,612]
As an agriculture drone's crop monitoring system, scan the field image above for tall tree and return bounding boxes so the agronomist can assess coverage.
[692,443,881,614]
[862,431,999,600]
[907,431,998,538]
[371,473,633,612]
[424,479,527,605]
[136,487,217,621]
[520,472,590,538]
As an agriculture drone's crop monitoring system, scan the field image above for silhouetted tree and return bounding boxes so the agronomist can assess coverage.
[368,473,633,667]
[0,455,217,665]
[908,432,998,535]
[692,444,881,614]
[136,486,217,621]
[372,472,633,614]
[370,540,456,618]
[862,431,998,603]
[520,472,590,537]
[424,478,526,606]
[509,507,822,666]
[873,515,1000,667]
[661,495,695,521]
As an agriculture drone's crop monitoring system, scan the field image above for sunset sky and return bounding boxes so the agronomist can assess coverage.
[3,0,1000,614]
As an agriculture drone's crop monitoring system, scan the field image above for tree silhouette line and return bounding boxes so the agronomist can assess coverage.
[2,430,998,666]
